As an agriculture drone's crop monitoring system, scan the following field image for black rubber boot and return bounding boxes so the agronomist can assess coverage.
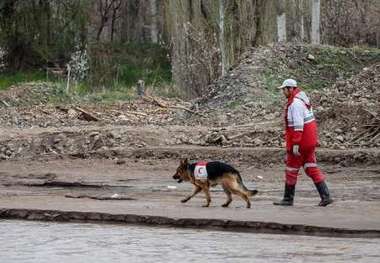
[273,184,295,206]
[315,181,334,207]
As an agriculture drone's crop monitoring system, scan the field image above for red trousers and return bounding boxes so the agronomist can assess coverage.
[285,147,325,186]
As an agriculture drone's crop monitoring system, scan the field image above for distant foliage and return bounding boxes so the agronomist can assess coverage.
[88,42,171,90]
[0,0,89,71]
[322,0,380,47]
[1,0,378,96]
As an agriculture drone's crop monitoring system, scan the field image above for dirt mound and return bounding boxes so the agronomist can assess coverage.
[197,44,380,110]
[0,84,196,129]
[313,62,380,148]
[177,45,380,149]
[0,82,69,107]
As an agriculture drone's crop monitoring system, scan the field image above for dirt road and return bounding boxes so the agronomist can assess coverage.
[1,153,379,237]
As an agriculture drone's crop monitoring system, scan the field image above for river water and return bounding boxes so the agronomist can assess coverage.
[0,220,379,263]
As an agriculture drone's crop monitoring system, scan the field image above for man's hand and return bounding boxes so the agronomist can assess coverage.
[292,144,300,156]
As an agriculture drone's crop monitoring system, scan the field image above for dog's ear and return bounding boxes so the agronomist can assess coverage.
[181,158,188,165]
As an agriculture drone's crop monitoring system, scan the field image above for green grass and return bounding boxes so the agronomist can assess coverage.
[0,42,175,105]
[1,42,173,97]
[89,42,172,89]
[0,71,46,90]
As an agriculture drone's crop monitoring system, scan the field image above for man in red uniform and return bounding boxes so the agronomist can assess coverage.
[274,79,333,206]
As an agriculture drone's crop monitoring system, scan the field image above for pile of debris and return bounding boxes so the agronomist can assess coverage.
[313,62,380,148]
[187,45,380,149]
[0,82,70,107]
[0,84,201,128]
[195,44,379,111]
[194,62,380,149]
[0,44,379,152]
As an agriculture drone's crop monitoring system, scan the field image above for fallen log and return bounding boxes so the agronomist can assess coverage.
[73,106,99,121]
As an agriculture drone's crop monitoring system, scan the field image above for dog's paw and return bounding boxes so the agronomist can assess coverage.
[181,198,189,203]
[221,203,229,208]
[202,204,210,207]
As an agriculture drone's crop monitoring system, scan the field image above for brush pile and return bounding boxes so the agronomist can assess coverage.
[313,62,380,148]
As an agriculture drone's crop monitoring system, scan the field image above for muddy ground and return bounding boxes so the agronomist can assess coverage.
[0,149,380,237]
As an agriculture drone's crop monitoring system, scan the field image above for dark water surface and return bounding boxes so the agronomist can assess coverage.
[0,220,379,263]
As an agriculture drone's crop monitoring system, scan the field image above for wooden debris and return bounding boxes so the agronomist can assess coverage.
[1,100,10,107]
[55,105,69,113]
[169,105,207,117]
[228,131,254,140]
[143,95,206,117]
[143,95,168,108]
[73,106,99,121]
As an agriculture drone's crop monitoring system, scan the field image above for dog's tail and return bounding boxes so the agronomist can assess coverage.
[236,172,258,196]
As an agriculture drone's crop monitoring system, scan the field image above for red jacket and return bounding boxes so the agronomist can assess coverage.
[285,88,318,151]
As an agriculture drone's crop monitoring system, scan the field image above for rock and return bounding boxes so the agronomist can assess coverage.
[253,138,263,146]
[53,134,66,144]
[108,131,121,139]
[118,115,128,121]
[67,109,78,118]
[89,132,100,137]
[116,159,126,165]
[307,54,315,61]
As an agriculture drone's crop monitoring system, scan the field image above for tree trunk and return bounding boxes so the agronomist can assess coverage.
[276,0,286,42]
[299,0,305,42]
[311,0,320,44]
[150,0,159,43]
[219,0,226,76]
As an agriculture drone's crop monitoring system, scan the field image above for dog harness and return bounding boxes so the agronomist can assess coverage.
[194,161,208,181]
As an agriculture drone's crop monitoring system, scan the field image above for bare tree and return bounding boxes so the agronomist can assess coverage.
[110,0,122,41]
[149,0,159,43]
[219,0,226,76]
[311,0,320,44]
[276,0,287,42]
[321,0,379,47]
[96,0,122,41]
[299,0,305,41]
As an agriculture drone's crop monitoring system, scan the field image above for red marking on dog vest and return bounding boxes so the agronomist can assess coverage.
[194,161,208,180]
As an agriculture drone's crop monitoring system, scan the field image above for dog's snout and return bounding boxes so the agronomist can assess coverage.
[173,174,179,179]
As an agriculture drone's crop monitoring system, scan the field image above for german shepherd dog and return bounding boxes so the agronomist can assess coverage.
[172,159,258,208]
